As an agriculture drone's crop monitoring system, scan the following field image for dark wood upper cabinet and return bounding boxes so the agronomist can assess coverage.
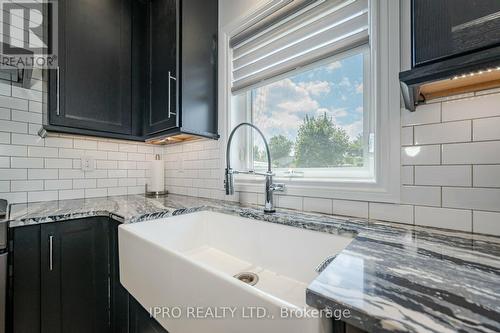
[144,0,218,140]
[412,0,500,67]
[144,0,179,135]
[46,0,218,142]
[48,0,141,138]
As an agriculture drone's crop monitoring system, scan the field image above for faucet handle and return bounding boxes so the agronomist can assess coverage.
[269,183,285,192]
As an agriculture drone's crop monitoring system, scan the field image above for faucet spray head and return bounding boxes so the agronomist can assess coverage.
[224,168,234,195]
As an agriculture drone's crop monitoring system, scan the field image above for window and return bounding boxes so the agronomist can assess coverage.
[224,0,400,202]
[243,47,373,180]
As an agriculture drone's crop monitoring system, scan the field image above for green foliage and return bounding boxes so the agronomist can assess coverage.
[345,134,364,167]
[294,113,350,167]
[269,135,293,167]
[253,145,265,162]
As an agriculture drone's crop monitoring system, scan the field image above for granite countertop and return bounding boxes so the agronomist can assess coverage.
[7,194,500,333]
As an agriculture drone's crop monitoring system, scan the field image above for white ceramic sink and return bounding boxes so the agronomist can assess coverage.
[119,210,352,333]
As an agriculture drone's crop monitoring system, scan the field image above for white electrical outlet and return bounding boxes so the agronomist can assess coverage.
[81,156,95,172]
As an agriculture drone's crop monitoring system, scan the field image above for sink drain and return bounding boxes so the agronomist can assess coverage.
[234,272,259,286]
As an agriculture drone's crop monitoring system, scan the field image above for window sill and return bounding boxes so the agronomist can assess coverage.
[234,175,400,203]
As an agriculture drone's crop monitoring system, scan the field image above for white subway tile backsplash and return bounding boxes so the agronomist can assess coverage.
[11,133,44,146]
[44,179,72,190]
[73,179,96,189]
[108,187,127,196]
[44,158,73,169]
[369,203,413,224]
[118,178,136,187]
[97,178,118,188]
[11,157,43,168]
[401,127,413,146]
[11,180,44,192]
[303,197,332,214]
[119,143,137,153]
[277,195,303,211]
[0,168,26,180]
[0,144,27,157]
[415,206,472,232]
[442,93,500,121]
[401,186,441,207]
[0,192,27,203]
[0,95,28,110]
[11,110,42,124]
[85,188,107,198]
[415,166,471,186]
[473,117,500,141]
[108,169,127,178]
[332,199,369,218]
[0,120,28,133]
[401,166,414,185]
[84,170,108,179]
[58,148,84,159]
[402,103,440,126]
[401,145,440,165]
[0,132,9,144]
[0,157,9,168]
[473,211,500,236]
[108,152,128,161]
[45,137,73,148]
[59,189,84,200]
[442,141,500,164]
[443,187,500,212]
[28,169,58,180]
[0,181,9,192]
[59,169,84,179]
[28,190,58,202]
[96,160,118,169]
[0,108,9,120]
[414,121,471,145]
[473,165,500,188]
[28,146,58,158]
[98,141,119,151]
[74,139,98,150]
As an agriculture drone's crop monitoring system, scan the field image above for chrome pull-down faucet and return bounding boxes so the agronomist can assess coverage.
[225,122,285,213]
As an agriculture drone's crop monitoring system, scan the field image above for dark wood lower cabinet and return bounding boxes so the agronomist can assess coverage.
[129,296,168,333]
[9,217,111,333]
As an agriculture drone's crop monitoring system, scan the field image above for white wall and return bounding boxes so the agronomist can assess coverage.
[162,0,500,236]
[0,0,498,237]
[0,72,163,204]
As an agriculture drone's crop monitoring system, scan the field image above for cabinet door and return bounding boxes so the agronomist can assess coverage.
[40,218,109,333]
[180,0,218,137]
[10,225,41,333]
[49,0,133,134]
[129,296,168,333]
[144,0,178,135]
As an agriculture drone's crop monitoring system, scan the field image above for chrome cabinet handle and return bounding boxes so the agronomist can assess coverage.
[56,67,60,116]
[168,71,177,118]
[49,235,54,271]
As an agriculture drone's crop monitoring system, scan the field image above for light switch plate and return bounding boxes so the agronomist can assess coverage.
[81,156,95,172]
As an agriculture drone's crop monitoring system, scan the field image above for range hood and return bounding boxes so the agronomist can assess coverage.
[0,43,33,88]
[400,0,500,111]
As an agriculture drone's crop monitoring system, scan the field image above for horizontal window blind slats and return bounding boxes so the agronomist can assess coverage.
[232,30,368,92]
[233,12,368,87]
[231,0,369,93]
[233,2,368,70]
[233,0,366,60]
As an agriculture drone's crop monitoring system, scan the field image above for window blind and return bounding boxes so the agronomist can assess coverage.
[230,0,369,92]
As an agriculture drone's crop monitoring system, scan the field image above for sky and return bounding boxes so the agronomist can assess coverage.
[251,51,365,148]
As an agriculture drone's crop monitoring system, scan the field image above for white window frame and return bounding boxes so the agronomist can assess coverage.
[219,0,401,203]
